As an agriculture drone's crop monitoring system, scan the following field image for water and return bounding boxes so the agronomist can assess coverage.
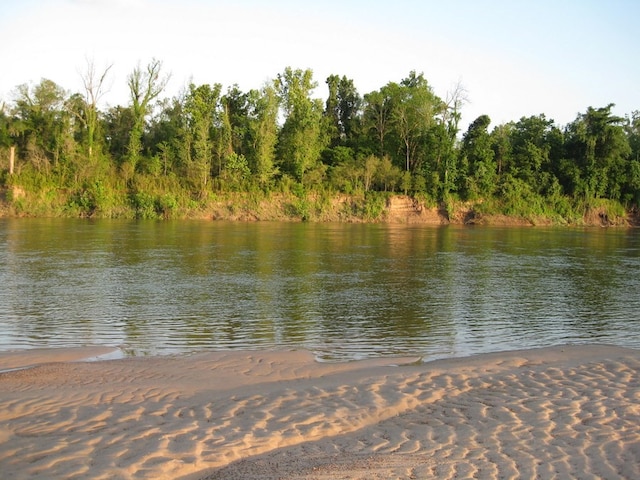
[1,218,639,362]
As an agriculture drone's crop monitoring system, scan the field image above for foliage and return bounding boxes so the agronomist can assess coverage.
[0,62,638,224]
[126,59,169,171]
[342,191,388,221]
[275,67,328,184]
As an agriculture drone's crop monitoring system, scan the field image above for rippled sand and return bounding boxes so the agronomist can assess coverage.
[0,345,638,479]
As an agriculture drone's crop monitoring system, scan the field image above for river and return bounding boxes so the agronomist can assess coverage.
[1,218,639,361]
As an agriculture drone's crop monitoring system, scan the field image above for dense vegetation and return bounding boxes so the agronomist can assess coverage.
[1,59,639,223]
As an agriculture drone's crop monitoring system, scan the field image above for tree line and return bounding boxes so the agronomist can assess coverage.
[1,58,639,221]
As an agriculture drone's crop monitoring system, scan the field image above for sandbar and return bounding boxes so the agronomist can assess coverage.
[0,345,638,479]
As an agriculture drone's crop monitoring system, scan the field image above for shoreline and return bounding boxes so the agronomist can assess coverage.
[2,191,639,227]
[0,342,635,369]
[1,345,638,479]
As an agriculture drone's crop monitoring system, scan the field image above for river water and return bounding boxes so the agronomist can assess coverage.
[1,218,639,361]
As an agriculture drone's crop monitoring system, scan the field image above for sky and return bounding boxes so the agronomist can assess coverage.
[1,0,638,131]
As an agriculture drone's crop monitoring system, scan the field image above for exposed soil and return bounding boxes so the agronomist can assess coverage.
[383,195,448,224]
[1,188,637,227]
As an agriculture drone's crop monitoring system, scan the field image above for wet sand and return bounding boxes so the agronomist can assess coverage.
[0,345,638,479]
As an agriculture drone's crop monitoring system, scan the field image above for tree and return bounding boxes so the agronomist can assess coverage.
[103,105,135,163]
[0,104,17,174]
[628,111,640,163]
[275,67,327,184]
[12,79,71,173]
[434,81,468,198]
[623,111,640,205]
[222,85,250,156]
[505,115,559,188]
[217,98,233,177]
[126,59,169,172]
[393,71,441,173]
[460,115,496,199]
[0,105,10,149]
[363,72,443,182]
[565,104,630,200]
[363,87,394,159]
[145,95,186,175]
[184,83,221,192]
[323,75,362,166]
[220,152,250,191]
[246,85,279,187]
[375,155,402,192]
[325,74,361,147]
[78,58,112,160]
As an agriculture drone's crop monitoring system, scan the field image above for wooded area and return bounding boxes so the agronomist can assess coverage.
[1,59,639,223]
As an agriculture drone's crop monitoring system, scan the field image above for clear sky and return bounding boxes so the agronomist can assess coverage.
[1,0,638,130]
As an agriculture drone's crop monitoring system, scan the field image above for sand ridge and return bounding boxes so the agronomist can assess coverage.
[0,345,638,479]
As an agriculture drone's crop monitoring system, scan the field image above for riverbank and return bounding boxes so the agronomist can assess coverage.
[1,186,638,226]
[0,345,638,479]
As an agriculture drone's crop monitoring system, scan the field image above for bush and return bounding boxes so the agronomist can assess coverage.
[131,191,159,219]
[157,193,178,219]
[347,192,387,221]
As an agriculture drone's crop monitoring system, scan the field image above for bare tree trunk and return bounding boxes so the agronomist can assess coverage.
[9,146,15,174]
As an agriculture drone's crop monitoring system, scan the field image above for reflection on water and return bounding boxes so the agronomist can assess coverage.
[0,219,639,361]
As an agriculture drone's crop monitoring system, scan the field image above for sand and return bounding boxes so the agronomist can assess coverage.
[0,345,638,480]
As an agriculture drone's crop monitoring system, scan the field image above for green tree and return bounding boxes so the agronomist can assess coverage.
[393,71,441,173]
[565,104,630,200]
[0,105,10,149]
[275,67,327,184]
[492,114,563,195]
[460,115,496,199]
[323,74,362,167]
[222,85,250,157]
[374,155,402,192]
[217,99,233,178]
[246,85,279,187]
[432,82,467,199]
[623,111,640,205]
[12,79,72,173]
[220,151,250,191]
[363,86,395,160]
[363,72,444,190]
[145,95,186,175]
[628,111,640,163]
[126,59,169,172]
[184,83,221,192]
[0,104,17,175]
[325,74,361,147]
[77,59,112,160]
[103,105,135,164]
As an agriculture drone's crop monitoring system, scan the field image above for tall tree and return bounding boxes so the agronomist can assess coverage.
[505,114,560,191]
[363,72,443,178]
[246,84,279,186]
[490,123,512,177]
[12,79,71,172]
[145,95,186,175]
[126,59,169,172]
[184,83,221,192]
[565,104,630,200]
[103,105,135,163]
[628,111,640,163]
[222,85,250,156]
[325,74,361,146]
[436,81,468,198]
[0,105,10,149]
[275,67,327,184]
[363,87,394,159]
[460,115,496,199]
[78,59,112,160]
[623,111,640,205]
[393,71,441,173]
